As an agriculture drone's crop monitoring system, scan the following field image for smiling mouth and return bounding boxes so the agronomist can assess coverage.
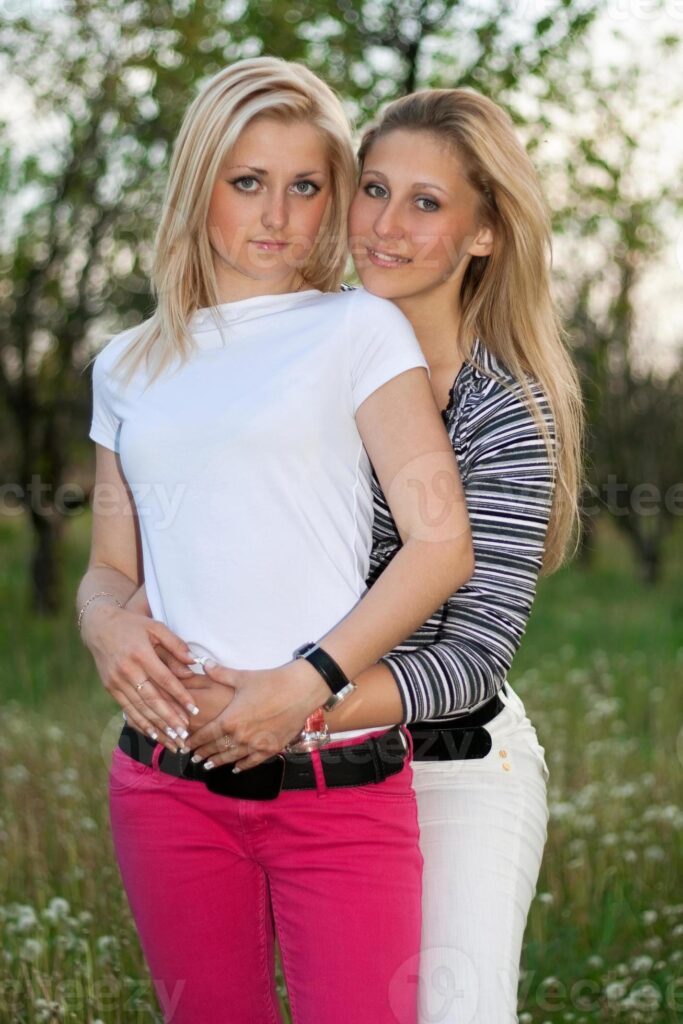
[366,246,411,267]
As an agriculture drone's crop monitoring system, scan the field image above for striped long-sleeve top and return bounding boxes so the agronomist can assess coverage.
[367,336,556,725]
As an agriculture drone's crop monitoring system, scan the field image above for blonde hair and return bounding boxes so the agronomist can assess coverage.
[358,89,584,573]
[114,56,356,384]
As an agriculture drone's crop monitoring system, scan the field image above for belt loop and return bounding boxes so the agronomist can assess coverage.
[310,749,328,798]
[151,743,165,772]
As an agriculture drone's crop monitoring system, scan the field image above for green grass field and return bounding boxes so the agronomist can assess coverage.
[1,512,681,1023]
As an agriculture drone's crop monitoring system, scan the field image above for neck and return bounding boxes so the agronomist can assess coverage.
[212,252,304,304]
[392,287,470,374]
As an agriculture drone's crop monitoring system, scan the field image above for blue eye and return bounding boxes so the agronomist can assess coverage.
[364,183,388,199]
[230,176,260,192]
[292,181,320,197]
[416,196,439,212]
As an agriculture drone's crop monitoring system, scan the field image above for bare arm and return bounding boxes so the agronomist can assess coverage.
[315,364,473,678]
[77,444,197,749]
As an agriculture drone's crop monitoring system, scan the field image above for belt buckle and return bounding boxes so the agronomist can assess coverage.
[203,754,286,800]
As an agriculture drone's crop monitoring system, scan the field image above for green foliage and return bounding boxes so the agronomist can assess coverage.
[0,515,681,1021]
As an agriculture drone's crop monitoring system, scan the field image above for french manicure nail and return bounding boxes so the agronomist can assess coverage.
[179,745,190,754]
[165,727,178,740]
[147,729,158,740]
[232,767,241,774]
[204,659,218,670]
[187,704,200,715]
[191,754,202,764]
[177,727,189,740]
[203,760,214,771]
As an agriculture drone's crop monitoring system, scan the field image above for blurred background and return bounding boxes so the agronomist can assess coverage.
[0,1,681,1022]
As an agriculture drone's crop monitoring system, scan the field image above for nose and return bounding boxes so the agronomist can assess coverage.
[373,200,404,242]
[262,191,288,232]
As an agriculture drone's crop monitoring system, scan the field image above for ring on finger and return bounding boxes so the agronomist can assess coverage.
[135,678,149,693]
[222,734,235,751]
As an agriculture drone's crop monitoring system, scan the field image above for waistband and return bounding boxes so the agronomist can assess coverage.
[118,723,409,801]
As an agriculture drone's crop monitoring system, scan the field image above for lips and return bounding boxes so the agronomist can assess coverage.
[251,240,290,251]
[366,246,411,268]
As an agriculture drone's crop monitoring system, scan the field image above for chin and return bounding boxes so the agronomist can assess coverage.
[356,271,413,302]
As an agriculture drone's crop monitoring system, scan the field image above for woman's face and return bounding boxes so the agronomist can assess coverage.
[348,129,493,303]
[207,117,331,290]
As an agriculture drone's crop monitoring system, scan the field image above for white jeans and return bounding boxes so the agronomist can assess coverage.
[411,683,549,1024]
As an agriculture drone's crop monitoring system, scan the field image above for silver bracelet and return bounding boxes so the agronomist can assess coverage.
[77,592,123,632]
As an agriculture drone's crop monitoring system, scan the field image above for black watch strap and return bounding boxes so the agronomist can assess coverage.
[293,642,350,696]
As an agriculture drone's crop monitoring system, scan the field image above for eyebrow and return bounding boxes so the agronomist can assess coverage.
[361,169,449,196]
[228,164,325,178]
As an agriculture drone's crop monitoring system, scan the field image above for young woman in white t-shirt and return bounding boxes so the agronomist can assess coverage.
[77,58,474,1024]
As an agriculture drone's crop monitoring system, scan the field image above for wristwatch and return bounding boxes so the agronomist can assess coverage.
[284,707,331,754]
[293,641,357,711]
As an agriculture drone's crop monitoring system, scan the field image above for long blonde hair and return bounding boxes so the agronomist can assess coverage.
[357,89,584,573]
[114,56,356,384]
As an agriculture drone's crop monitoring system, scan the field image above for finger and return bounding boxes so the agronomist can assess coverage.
[137,653,200,719]
[193,744,248,770]
[231,752,273,772]
[148,621,195,665]
[202,661,236,686]
[156,647,196,678]
[124,682,191,749]
[117,696,182,754]
[185,715,232,750]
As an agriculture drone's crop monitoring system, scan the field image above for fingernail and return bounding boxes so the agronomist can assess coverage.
[187,704,200,715]
[191,754,202,764]
[203,760,214,771]
[177,727,189,740]
[147,729,158,740]
[232,767,241,774]
[204,659,218,670]
[165,727,178,740]
[179,745,190,754]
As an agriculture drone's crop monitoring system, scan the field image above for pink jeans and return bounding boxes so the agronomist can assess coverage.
[108,727,423,1024]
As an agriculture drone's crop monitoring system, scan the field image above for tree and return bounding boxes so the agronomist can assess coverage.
[546,40,683,582]
[0,0,602,611]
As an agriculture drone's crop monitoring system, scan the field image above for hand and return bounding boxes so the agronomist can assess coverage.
[182,675,237,731]
[187,659,331,772]
[81,601,198,753]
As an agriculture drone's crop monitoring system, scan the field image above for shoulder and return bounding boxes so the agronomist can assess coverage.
[321,286,416,335]
[458,338,552,433]
[90,321,148,386]
[92,322,145,370]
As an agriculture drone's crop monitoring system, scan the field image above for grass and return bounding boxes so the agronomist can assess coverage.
[1,511,681,1023]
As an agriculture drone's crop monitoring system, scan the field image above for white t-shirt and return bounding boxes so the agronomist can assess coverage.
[90,287,429,741]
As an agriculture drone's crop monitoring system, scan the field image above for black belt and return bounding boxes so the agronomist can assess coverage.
[118,723,409,801]
[407,686,507,762]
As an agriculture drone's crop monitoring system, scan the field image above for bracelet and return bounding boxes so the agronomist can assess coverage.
[77,592,123,632]
[293,641,357,711]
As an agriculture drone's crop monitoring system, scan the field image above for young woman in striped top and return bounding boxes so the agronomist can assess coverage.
[330,90,584,1022]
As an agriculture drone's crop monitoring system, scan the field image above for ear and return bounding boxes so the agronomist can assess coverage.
[468,224,494,258]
